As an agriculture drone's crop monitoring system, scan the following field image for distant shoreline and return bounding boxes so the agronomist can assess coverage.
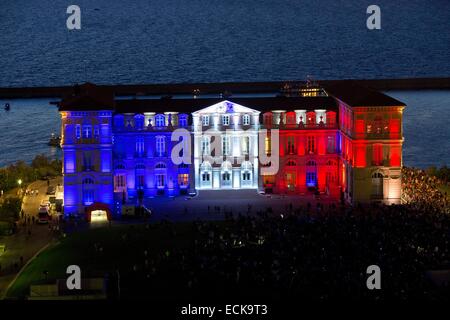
[0,77,449,99]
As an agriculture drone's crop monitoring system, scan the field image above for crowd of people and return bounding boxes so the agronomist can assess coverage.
[402,167,449,214]
[92,195,450,300]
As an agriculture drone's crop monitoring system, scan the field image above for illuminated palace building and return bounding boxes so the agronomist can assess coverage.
[59,82,405,217]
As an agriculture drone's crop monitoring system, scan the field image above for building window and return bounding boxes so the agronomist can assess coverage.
[222,136,231,156]
[202,115,210,126]
[136,137,145,156]
[114,175,126,192]
[306,172,317,187]
[307,136,315,154]
[286,113,296,125]
[327,136,335,153]
[136,174,145,188]
[156,174,165,188]
[222,115,230,126]
[241,136,249,155]
[178,174,189,186]
[155,162,166,169]
[82,177,94,206]
[155,114,165,127]
[83,152,93,171]
[179,115,188,127]
[287,136,295,154]
[201,136,211,155]
[242,172,251,181]
[222,172,231,181]
[373,144,383,166]
[76,125,81,139]
[94,125,100,138]
[371,172,384,198]
[306,160,317,187]
[202,172,210,182]
[287,160,296,166]
[243,114,250,125]
[156,136,166,156]
[82,125,92,139]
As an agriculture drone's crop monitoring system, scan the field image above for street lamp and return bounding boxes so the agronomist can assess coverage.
[17,179,22,187]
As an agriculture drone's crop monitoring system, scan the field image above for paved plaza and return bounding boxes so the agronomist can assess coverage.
[143,189,339,222]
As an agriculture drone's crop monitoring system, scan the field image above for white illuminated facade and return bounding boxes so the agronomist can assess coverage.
[192,101,260,190]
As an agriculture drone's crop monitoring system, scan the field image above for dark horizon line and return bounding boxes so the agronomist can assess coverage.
[1,77,450,99]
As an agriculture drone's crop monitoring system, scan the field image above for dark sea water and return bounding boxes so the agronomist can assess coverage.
[0,90,449,169]
[0,0,449,87]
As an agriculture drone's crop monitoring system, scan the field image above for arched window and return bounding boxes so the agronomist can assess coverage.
[287,160,297,166]
[200,161,212,185]
[134,114,145,130]
[326,160,337,166]
[201,161,212,171]
[286,112,296,125]
[155,162,166,169]
[306,111,316,125]
[241,161,252,170]
[263,113,273,126]
[83,177,94,185]
[115,163,125,170]
[241,161,252,185]
[135,163,145,170]
[221,161,232,186]
[371,171,384,198]
[155,114,165,127]
[306,160,317,166]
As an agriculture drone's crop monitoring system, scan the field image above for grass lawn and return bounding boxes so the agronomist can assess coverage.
[6,222,205,299]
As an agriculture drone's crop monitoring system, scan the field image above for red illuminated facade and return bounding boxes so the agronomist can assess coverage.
[260,82,405,204]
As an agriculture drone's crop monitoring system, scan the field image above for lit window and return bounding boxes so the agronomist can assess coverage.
[156,174,165,188]
[94,126,99,138]
[202,172,210,182]
[178,174,189,186]
[327,136,335,153]
[287,160,296,166]
[179,115,188,127]
[241,136,249,155]
[307,136,315,154]
[287,136,295,154]
[243,114,251,125]
[155,115,165,127]
[155,162,166,169]
[136,137,145,156]
[222,136,230,156]
[82,125,92,139]
[156,136,166,156]
[201,136,210,155]
[222,172,231,181]
[136,174,145,188]
[202,115,210,126]
[75,125,81,139]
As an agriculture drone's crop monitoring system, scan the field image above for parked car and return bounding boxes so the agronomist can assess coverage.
[46,186,55,195]
[38,207,51,224]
